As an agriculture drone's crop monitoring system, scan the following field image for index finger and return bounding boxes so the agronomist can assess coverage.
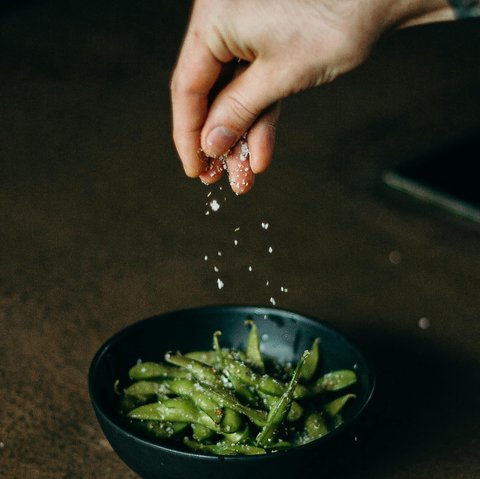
[171,30,223,177]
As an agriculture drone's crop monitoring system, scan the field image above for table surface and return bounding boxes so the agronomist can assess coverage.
[1,1,480,478]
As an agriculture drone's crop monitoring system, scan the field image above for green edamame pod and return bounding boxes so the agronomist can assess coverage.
[296,411,329,445]
[256,351,309,447]
[128,397,219,431]
[245,320,265,372]
[221,424,251,444]
[124,380,170,401]
[220,407,243,434]
[324,393,356,417]
[259,392,304,422]
[185,351,219,367]
[129,362,191,380]
[163,378,224,424]
[191,423,215,442]
[311,369,357,393]
[165,353,223,387]
[184,438,266,456]
[129,420,189,440]
[299,337,320,382]
[204,385,268,427]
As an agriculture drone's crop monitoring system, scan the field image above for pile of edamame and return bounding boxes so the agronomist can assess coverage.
[118,320,357,455]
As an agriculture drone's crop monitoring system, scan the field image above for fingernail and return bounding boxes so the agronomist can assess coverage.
[206,126,236,157]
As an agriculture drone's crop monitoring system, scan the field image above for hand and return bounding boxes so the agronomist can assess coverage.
[171,0,454,194]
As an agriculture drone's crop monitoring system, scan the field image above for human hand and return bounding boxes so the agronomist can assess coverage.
[171,0,454,194]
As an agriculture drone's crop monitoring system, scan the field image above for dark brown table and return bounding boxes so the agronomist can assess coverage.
[1,1,479,477]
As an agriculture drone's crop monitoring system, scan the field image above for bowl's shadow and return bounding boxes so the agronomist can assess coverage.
[323,321,479,477]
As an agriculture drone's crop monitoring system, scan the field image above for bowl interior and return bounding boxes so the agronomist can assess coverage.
[89,305,375,447]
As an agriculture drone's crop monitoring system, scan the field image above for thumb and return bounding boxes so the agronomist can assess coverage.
[201,60,288,158]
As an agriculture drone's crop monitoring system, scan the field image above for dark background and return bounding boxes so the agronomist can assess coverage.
[1,1,479,477]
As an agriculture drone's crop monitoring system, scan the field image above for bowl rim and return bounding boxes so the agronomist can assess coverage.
[88,304,376,461]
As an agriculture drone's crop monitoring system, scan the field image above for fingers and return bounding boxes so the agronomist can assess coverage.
[224,140,255,195]
[170,31,224,177]
[247,102,280,174]
[200,60,284,159]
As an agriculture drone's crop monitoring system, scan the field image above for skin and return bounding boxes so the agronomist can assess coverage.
[170,0,455,194]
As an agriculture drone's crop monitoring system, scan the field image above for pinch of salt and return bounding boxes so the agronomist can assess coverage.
[239,141,250,161]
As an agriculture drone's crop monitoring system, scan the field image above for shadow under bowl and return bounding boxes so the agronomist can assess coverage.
[89,305,375,479]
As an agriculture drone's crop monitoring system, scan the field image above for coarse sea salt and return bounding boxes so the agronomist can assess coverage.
[210,199,220,212]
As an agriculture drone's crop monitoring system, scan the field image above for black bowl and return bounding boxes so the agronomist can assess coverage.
[89,305,375,479]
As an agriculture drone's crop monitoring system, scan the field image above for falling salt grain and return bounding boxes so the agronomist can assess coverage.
[266,281,269,286]
[418,317,430,330]
[210,199,220,212]
[234,227,240,232]
[234,240,238,246]
[207,191,212,198]
[270,297,276,306]
[268,246,273,253]
[205,211,210,215]
[218,251,222,256]
[248,266,253,272]
[217,278,224,290]
[261,222,269,230]
[0,442,4,448]
[214,266,219,272]
[204,256,208,261]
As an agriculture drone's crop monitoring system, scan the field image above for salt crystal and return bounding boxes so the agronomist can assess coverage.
[234,240,238,246]
[248,266,253,272]
[218,251,222,256]
[214,266,219,272]
[270,297,276,306]
[207,191,212,198]
[234,227,240,232]
[266,281,269,286]
[204,256,208,261]
[217,278,224,290]
[268,247,273,253]
[261,222,269,230]
[205,211,210,215]
[209,199,220,212]
[239,141,250,162]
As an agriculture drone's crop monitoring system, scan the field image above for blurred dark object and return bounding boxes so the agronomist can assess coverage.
[382,132,480,224]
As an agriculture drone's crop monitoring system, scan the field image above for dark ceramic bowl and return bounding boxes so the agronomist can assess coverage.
[89,306,375,479]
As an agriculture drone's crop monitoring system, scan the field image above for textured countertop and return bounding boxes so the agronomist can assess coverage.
[1,1,479,478]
